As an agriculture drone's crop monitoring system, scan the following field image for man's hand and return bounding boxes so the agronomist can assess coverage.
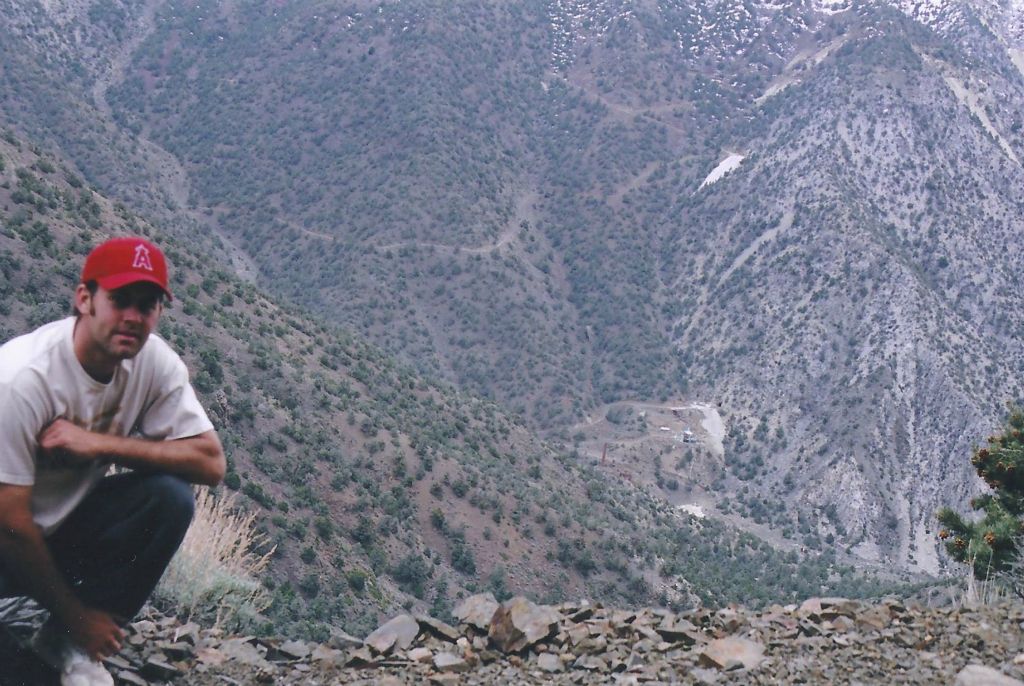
[37,419,103,463]
[0,484,124,662]
[64,606,125,661]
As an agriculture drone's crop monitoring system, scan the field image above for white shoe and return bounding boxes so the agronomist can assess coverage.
[30,619,115,686]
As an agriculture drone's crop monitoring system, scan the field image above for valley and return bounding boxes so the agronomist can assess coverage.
[2,0,1023,639]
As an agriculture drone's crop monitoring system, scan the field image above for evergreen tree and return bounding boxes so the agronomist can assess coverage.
[937,407,1024,579]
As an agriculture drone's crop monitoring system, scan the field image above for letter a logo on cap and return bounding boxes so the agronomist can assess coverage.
[132,243,154,272]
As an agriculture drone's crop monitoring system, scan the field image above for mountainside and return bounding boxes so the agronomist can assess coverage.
[1,0,1023,586]
[0,130,901,643]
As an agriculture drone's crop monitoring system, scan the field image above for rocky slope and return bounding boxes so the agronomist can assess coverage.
[5,593,1024,685]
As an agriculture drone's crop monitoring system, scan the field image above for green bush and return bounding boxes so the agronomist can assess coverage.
[938,407,1024,580]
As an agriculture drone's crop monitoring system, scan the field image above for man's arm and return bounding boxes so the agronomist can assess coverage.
[0,484,124,660]
[38,422,225,487]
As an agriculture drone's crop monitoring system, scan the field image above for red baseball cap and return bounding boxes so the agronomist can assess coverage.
[81,237,173,300]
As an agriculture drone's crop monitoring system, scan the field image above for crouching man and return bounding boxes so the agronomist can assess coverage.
[0,237,225,685]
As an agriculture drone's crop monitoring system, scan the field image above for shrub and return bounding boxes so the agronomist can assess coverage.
[299,573,321,597]
[451,542,476,575]
[392,553,432,598]
[430,508,446,531]
[346,569,368,593]
[155,488,274,629]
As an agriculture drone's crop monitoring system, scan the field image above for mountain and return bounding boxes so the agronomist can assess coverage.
[0,126,901,641]
[1,0,1022,591]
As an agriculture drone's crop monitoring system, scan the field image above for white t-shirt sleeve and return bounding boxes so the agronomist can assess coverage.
[138,355,214,441]
[0,372,52,486]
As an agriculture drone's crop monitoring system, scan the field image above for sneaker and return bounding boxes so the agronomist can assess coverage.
[30,619,114,686]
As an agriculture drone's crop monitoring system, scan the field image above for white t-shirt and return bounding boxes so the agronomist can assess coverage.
[0,317,213,535]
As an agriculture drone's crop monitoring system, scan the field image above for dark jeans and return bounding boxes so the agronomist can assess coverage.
[0,472,195,622]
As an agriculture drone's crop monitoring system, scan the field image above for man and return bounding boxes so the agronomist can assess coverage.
[0,237,225,685]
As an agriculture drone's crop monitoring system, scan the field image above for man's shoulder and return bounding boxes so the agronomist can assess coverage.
[133,332,187,372]
[0,318,73,384]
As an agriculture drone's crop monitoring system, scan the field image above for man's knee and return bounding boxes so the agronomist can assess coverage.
[144,475,195,530]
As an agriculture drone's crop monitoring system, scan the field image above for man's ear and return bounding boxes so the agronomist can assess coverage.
[74,284,92,316]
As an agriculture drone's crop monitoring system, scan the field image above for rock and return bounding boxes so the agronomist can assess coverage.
[655,617,701,645]
[219,638,269,668]
[830,615,856,633]
[798,597,836,619]
[101,655,132,671]
[453,592,500,631]
[408,647,433,664]
[156,640,193,661]
[130,620,157,637]
[433,652,470,673]
[310,645,344,664]
[140,657,182,681]
[254,668,276,684]
[577,635,608,654]
[536,652,563,673]
[173,622,201,645]
[328,626,364,650]
[195,646,227,667]
[277,639,311,661]
[799,619,822,637]
[113,670,149,686]
[365,614,420,655]
[478,649,501,664]
[569,606,596,623]
[955,665,1024,686]
[882,599,907,614]
[634,625,661,643]
[488,596,562,653]
[567,624,590,646]
[345,646,378,668]
[715,608,741,627]
[691,667,722,684]
[574,655,608,671]
[857,607,892,631]
[698,637,765,671]
[416,614,461,642]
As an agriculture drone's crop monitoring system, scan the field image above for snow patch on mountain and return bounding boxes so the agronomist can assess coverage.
[699,153,745,189]
[892,0,958,26]
[812,0,853,14]
[1009,48,1024,78]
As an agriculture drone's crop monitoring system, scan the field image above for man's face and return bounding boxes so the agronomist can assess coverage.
[77,282,164,362]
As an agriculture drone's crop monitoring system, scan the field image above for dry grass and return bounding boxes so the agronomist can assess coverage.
[155,487,275,629]
[959,553,1013,608]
